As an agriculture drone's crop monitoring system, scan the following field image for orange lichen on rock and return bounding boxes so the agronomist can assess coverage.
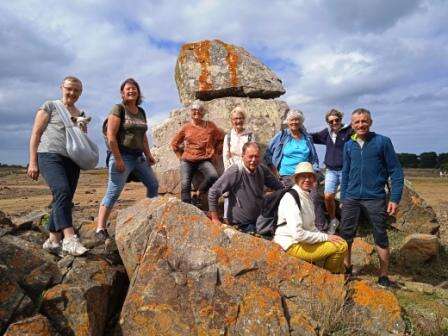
[4,314,55,336]
[352,280,402,320]
[212,245,230,265]
[219,40,239,87]
[181,40,213,91]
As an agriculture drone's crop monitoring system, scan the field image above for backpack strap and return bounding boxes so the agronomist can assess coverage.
[287,188,302,211]
[227,131,232,157]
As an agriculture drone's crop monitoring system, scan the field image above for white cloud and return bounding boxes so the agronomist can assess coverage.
[0,0,447,164]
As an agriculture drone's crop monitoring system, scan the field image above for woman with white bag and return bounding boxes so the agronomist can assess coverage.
[27,76,89,256]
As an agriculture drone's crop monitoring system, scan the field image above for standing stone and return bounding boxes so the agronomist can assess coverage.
[151,97,289,194]
[175,39,285,106]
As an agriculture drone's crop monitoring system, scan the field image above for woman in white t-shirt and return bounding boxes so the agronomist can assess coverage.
[222,106,256,222]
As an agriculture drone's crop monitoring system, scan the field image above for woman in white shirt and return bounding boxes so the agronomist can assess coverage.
[222,106,256,222]
[274,162,347,273]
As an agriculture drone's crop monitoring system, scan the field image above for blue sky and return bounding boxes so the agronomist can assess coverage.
[1,0,447,165]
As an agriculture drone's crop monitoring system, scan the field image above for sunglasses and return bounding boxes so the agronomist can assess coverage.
[328,118,341,124]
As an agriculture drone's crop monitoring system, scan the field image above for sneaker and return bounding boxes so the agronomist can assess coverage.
[378,276,392,288]
[43,238,61,251]
[62,235,88,256]
[95,229,110,242]
[327,218,340,235]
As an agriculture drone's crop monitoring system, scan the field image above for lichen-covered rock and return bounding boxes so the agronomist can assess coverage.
[0,235,61,300]
[152,97,289,194]
[175,39,285,105]
[0,265,35,333]
[349,280,405,335]
[41,258,127,336]
[393,180,439,234]
[4,314,56,336]
[115,196,347,335]
[396,289,448,336]
[351,238,374,272]
[399,234,439,266]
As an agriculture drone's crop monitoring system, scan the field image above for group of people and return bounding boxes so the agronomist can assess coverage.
[28,76,404,287]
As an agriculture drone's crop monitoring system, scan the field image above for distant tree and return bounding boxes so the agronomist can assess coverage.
[397,153,419,168]
[438,152,448,167]
[441,161,448,172]
[419,152,438,168]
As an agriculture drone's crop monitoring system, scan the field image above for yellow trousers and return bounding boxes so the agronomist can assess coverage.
[287,240,348,274]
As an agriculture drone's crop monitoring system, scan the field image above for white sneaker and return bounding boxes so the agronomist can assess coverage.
[43,238,61,251]
[327,218,340,235]
[62,235,88,256]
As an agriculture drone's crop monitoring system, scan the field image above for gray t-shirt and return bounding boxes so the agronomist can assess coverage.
[37,100,68,156]
[37,100,84,156]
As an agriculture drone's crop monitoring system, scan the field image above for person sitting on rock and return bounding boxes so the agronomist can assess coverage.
[95,78,159,241]
[171,101,224,205]
[209,142,282,233]
[222,106,256,223]
[27,76,88,256]
[273,162,347,274]
[311,109,353,235]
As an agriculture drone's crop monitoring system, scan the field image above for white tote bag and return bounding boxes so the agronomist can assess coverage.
[54,100,99,170]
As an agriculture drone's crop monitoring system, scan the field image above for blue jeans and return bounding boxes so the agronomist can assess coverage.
[180,159,218,203]
[38,153,80,232]
[324,169,342,194]
[101,153,159,208]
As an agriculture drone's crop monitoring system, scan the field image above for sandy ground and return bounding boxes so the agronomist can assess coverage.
[1,168,447,240]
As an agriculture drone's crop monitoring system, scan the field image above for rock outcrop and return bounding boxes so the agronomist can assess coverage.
[175,39,285,105]
[115,197,346,335]
[115,196,406,335]
[393,180,439,234]
[0,211,128,335]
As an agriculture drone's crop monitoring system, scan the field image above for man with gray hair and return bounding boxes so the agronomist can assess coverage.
[209,142,282,233]
[311,109,352,234]
[340,108,404,287]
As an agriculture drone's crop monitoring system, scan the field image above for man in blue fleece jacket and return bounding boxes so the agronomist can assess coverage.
[340,108,404,287]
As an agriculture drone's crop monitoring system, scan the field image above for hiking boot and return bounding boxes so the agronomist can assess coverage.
[327,218,340,235]
[62,235,88,256]
[95,229,110,242]
[43,238,61,251]
[378,276,392,288]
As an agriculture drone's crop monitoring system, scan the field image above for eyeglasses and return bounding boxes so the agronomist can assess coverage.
[328,118,341,125]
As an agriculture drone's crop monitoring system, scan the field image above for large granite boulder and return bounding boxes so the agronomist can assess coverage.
[115,197,346,335]
[175,39,285,105]
[115,196,405,335]
[392,180,439,234]
[152,97,289,194]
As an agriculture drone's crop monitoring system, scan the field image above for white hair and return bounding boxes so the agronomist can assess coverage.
[230,106,246,119]
[190,100,204,111]
[285,109,305,124]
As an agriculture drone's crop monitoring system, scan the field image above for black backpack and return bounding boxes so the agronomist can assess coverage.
[255,188,301,238]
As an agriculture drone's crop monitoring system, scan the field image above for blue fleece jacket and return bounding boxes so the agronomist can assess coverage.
[263,128,319,172]
[341,132,404,203]
[311,125,352,170]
